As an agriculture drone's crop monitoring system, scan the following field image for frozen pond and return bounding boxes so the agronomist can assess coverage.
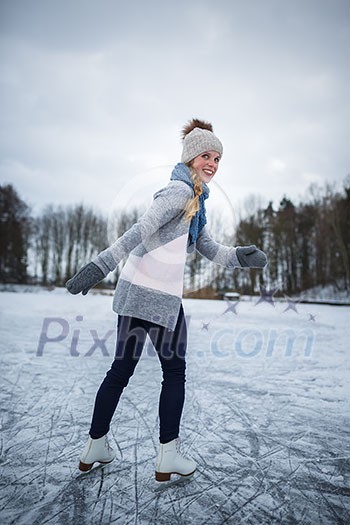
[0,289,349,524]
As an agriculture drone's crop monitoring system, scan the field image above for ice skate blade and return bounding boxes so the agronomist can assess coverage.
[78,459,113,472]
[155,469,196,482]
[153,472,195,492]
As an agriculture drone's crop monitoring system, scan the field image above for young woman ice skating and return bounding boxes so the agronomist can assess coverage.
[66,118,267,481]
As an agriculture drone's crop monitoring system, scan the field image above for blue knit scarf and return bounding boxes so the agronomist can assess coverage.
[170,163,209,246]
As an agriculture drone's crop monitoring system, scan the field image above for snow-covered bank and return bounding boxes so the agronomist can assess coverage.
[1,283,350,305]
[0,289,349,524]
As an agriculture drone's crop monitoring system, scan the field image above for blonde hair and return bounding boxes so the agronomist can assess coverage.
[185,166,203,222]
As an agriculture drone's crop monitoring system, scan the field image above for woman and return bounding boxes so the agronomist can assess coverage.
[66,118,267,481]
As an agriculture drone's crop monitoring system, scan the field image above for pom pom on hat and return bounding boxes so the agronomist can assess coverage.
[181,118,223,164]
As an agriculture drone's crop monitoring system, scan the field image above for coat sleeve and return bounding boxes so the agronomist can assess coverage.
[195,226,241,268]
[92,182,192,275]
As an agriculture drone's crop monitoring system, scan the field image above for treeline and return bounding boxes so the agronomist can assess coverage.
[233,182,350,295]
[1,180,349,296]
[31,204,109,285]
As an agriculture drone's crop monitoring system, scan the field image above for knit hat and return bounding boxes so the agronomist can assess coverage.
[181,119,223,164]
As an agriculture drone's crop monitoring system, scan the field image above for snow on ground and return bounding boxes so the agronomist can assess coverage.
[291,284,350,304]
[0,288,349,525]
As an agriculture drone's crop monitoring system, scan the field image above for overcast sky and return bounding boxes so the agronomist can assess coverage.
[1,0,349,220]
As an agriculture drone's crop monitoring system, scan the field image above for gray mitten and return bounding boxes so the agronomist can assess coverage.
[65,262,105,295]
[236,245,267,268]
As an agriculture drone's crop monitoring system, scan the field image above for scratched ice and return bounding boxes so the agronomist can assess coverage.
[0,288,349,524]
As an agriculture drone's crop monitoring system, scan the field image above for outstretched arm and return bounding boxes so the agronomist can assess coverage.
[66,182,192,295]
[195,227,267,269]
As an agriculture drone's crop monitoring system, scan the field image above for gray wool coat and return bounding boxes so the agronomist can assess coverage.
[93,180,241,330]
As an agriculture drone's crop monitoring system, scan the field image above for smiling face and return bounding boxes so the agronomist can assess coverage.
[190,150,221,184]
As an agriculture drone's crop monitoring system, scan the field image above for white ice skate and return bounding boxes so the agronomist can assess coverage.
[79,434,116,472]
[155,438,196,481]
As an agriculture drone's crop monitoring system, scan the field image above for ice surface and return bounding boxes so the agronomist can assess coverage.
[0,289,349,524]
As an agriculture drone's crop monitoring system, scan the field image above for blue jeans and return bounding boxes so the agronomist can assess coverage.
[89,305,187,443]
